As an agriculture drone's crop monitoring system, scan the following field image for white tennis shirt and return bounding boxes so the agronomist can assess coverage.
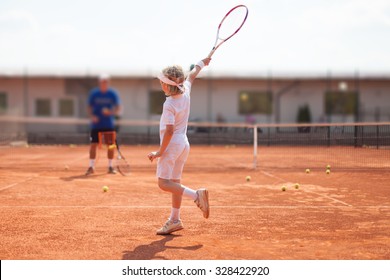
[159,80,192,145]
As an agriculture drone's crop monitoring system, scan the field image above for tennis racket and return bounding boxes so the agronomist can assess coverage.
[115,140,131,176]
[208,5,249,58]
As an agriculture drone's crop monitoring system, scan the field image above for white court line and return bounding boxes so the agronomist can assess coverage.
[0,177,36,192]
[260,170,353,207]
[0,154,88,191]
[0,205,388,209]
[305,189,352,207]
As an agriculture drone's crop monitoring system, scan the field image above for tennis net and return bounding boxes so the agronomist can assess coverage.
[254,122,390,170]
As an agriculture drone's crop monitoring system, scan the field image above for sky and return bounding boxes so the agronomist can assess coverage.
[0,0,390,76]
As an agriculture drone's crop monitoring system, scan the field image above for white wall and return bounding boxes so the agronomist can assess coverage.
[360,81,390,122]
[0,77,25,115]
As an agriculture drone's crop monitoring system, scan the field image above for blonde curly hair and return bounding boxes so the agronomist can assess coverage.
[161,65,185,95]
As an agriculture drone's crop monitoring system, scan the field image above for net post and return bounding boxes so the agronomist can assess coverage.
[253,124,258,169]
[267,127,270,146]
[376,125,379,149]
[354,125,358,148]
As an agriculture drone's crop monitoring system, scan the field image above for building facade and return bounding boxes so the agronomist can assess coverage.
[1,73,390,124]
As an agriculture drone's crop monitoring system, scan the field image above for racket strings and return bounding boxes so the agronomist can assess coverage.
[118,162,131,173]
[117,157,131,175]
[115,146,131,175]
[218,6,248,40]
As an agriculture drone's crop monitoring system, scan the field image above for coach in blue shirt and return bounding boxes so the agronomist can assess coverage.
[85,74,121,175]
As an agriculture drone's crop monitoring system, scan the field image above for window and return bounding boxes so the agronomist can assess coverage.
[0,92,7,112]
[35,98,51,116]
[325,91,357,115]
[149,90,165,115]
[59,99,74,116]
[239,91,273,115]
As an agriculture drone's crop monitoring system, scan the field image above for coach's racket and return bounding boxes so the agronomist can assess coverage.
[115,140,131,176]
[208,4,249,58]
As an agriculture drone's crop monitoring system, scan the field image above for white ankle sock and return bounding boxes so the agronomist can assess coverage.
[108,159,113,167]
[89,159,95,168]
[169,207,180,221]
[183,187,197,200]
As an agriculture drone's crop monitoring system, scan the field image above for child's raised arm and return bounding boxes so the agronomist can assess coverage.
[187,57,211,84]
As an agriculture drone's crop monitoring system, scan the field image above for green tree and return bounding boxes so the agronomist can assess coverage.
[296,104,312,132]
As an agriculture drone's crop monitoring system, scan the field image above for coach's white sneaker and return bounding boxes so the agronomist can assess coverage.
[156,219,184,235]
[107,166,117,174]
[85,167,95,175]
[195,188,209,219]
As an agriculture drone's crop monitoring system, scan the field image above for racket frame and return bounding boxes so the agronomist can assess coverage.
[208,4,248,58]
[115,139,131,176]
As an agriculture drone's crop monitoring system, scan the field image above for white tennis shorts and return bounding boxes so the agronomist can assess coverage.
[157,142,190,180]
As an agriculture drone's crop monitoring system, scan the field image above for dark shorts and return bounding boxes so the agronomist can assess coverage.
[90,128,116,144]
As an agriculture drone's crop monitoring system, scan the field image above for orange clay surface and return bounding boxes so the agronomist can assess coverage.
[0,145,389,260]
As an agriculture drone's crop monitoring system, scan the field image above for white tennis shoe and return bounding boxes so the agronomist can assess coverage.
[195,188,210,218]
[156,219,184,235]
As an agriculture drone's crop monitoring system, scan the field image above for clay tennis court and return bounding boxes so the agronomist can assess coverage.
[0,144,389,260]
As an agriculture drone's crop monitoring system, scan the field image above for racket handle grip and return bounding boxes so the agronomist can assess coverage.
[207,48,216,58]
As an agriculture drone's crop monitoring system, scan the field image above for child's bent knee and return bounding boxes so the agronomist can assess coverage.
[158,178,170,190]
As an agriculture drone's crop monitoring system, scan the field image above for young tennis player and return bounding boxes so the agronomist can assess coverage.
[148,57,211,235]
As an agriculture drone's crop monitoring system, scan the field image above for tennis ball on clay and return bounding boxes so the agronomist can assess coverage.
[294,183,300,189]
[246,175,251,182]
[281,186,286,191]
[326,169,330,174]
[326,164,331,169]
[305,168,310,174]
[102,186,109,192]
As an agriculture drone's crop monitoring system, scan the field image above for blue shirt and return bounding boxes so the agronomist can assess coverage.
[88,88,120,130]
